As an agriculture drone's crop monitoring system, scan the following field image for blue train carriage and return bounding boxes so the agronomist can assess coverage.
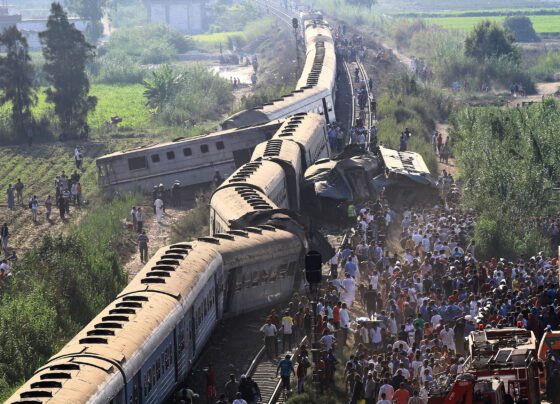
[7,241,223,404]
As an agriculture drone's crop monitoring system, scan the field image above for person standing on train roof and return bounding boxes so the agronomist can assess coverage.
[154,196,164,223]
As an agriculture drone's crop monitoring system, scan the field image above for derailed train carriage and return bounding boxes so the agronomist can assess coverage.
[7,221,308,404]
[7,10,339,404]
[95,15,337,194]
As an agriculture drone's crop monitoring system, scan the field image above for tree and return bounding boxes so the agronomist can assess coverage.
[40,3,97,140]
[65,0,106,44]
[143,65,178,112]
[503,16,540,43]
[0,26,36,135]
[465,20,520,63]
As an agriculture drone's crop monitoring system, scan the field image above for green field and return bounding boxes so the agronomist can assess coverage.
[426,14,560,33]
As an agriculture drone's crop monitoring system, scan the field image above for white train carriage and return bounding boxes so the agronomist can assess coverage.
[296,40,336,93]
[272,112,330,169]
[96,121,281,193]
[209,185,278,234]
[9,226,306,404]
[221,85,335,130]
[251,139,303,211]
[217,160,290,209]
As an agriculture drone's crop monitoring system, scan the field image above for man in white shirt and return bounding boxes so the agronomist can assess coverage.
[154,197,164,223]
[440,324,456,351]
[260,318,277,360]
[378,380,394,402]
[339,303,350,347]
[431,312,442,329]
[319,330,336,351]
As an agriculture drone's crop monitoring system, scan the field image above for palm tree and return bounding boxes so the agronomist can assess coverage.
[142,65,179,112]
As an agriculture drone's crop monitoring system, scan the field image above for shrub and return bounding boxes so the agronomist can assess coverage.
[528,51,560,81]
[503,16,540,42]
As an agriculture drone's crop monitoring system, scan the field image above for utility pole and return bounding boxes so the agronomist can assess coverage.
[292,17,301,77]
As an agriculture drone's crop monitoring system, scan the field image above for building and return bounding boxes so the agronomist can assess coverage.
[145,0,205,34]
[0,4,21,32]
[0,4,85,50]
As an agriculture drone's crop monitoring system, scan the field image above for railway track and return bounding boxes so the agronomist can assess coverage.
[344,58,375,147]
[254,0,299,26]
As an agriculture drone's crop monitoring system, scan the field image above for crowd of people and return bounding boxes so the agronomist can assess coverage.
[188,184,560,404]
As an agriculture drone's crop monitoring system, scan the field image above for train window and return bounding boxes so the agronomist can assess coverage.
[166,151,175,160]
[251,272,260,287]
[235,277,243,291]
[155,359,161,380]
[183,147,192,157]
[178,327,185,353]
[151,368,156,391]
[200,144,209,153]
[128,156,148,171]
[216,141,225,150]
[151,154,160,163]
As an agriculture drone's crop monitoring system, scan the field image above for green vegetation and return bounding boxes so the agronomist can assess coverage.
[451,99,560,257]
[0,27,37,138]
[0,195,137,400]
[98,24,193,66]
[107,0,146,28]
[143,64,234,127]
[208,0,260,33]
[426,15,560,33]
[376,74,450,174]
[40,3,97,140]
[65,0,105,43]
[193,17,275,51]
[503,16,540,42]
[171,190,211,242]
[528,51,560,82]
[395,21,535,93]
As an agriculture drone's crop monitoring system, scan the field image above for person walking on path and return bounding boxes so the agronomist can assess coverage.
[276,354,295,396]
[30,195,38,222]
[6,184,14,210]
[154,197,164,223]
[45,195,52,221]
[1,223,8,253]
[14,179,24,206]
[260,317,278,360]
[138,231,149,263]
[136,208,144,233]
[224,374,239,403]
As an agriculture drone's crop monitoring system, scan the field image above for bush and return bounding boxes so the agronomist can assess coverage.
[528,51,560,82]
[92,56,146,84]
[0,195,136,394]
[99,24,194,66]
[149,64,234,126]
[503,16,540,42]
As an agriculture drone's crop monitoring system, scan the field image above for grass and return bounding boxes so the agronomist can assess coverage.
[393,7,560,17]
[426,15,560,33]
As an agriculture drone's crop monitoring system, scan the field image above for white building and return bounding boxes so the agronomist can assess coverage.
[145,0,206,33]
[18,18,86,50]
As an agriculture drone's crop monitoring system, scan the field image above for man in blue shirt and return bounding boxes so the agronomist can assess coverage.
[276,354,295,394]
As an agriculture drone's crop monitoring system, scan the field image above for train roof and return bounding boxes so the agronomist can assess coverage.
[251,138,302,170]
[218,160,285,195]
[96,121,281,163]
[222,87,330,129]
[211,185,277,226]
[297,40,336,90]
[273,113,325,145]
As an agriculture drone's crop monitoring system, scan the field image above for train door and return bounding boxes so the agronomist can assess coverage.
[214,269,224,320]
[223,267,240,314]
[128,371,142,404]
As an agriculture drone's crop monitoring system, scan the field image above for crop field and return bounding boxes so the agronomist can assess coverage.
[28,84,152,132]
[425,15,560,33]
